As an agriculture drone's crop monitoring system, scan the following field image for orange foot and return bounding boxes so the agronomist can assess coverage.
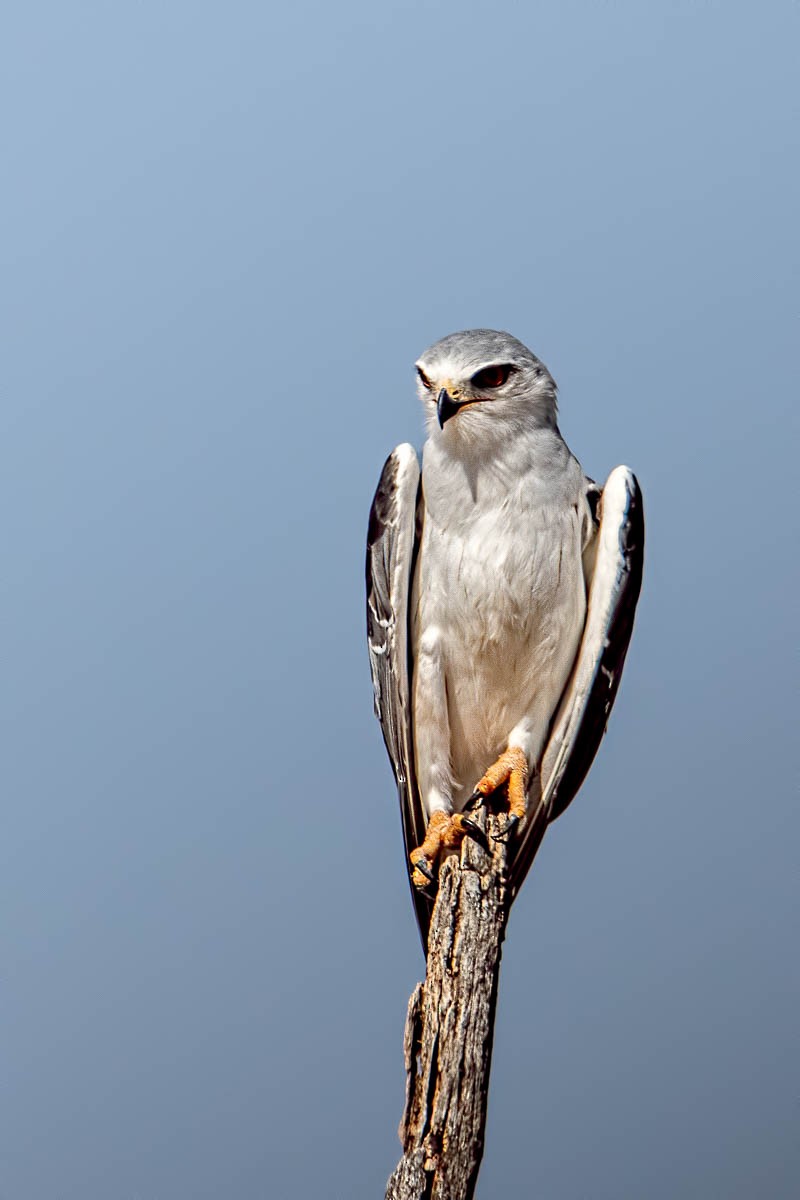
[465,747,529,842]
[409,811,487,891]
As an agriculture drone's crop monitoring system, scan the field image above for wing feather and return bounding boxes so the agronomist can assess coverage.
[510,466,645,900]
[366,444,432,945]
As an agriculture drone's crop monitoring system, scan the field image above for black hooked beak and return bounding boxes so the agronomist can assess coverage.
[437,388,464,428]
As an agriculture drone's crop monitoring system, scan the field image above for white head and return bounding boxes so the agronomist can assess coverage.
[415,329,558,449]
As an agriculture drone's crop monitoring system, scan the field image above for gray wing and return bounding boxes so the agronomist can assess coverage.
[509,466,645,901]
[366,443,433,946]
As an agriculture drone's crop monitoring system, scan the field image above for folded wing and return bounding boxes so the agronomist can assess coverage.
[366,444,433,944]
[509,466,645,901]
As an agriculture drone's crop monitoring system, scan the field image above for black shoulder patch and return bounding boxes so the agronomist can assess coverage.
[586,483,602,527]
[367,453,398,547]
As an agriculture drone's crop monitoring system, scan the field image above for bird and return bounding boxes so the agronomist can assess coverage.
[366,329,643,946]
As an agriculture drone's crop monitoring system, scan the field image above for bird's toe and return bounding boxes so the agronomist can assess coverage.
[410,854,436,889]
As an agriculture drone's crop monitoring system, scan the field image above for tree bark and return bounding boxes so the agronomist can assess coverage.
[385,811,524,1200]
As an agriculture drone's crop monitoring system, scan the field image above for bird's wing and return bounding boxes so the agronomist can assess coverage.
[366,443,432,946]
[509,466,645,901]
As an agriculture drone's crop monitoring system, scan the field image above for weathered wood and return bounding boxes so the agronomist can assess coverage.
[385,810,542,1200]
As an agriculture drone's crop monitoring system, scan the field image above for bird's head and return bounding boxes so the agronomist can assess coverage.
[415,329,558,446]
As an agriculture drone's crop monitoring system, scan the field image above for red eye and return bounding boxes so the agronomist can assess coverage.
[471,364,512,389]
[417,367,433,390]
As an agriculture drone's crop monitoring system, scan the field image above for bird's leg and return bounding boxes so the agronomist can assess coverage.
[409,811,488,890]
[465,746,529,841]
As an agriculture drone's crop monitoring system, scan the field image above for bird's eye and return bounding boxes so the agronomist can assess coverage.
[417,367,433,390]
[471,364,513,389]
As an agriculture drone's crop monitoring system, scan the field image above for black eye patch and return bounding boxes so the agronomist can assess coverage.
[471,364,513,389]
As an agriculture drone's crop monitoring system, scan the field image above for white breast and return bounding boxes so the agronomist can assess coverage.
[412,434,589,808]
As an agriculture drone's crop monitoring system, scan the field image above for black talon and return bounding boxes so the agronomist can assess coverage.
[411,856,436,884]
[460,817,489,852]
[464,789,486,812]
[492,814,520,844]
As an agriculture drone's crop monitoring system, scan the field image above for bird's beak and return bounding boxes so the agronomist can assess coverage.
[437,388,463,428]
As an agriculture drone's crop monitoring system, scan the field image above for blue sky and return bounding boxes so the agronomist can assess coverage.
[2,2,797,1197]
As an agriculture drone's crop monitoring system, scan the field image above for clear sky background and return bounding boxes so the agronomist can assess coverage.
[2,2,797,1197]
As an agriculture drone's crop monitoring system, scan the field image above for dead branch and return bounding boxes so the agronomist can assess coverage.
[385,809,544,1199]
